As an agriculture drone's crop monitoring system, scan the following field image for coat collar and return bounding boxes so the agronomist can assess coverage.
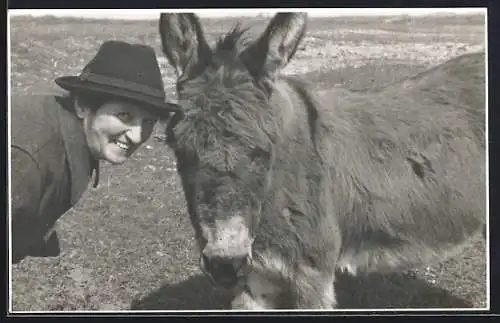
[55,95,100,205]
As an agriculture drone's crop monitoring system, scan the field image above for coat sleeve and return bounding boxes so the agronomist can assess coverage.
[10,145,43,262]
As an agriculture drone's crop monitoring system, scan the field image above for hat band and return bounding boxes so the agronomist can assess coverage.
[79,71,165,98]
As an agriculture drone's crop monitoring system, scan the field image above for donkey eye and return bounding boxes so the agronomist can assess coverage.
[177,80,188,93]
[203,189,215,203]
[143,118,157,127]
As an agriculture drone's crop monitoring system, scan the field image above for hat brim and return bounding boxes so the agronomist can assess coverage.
[55,76,182,115]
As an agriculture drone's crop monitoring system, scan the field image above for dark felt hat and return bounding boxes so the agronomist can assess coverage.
[55,40,181,114]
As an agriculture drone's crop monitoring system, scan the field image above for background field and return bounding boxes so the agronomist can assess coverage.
[9,13,487,311]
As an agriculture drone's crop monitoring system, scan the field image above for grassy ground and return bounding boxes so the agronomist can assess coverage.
[9,13,487,311]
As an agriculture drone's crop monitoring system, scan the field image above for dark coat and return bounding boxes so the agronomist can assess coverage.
[10,94,99,263]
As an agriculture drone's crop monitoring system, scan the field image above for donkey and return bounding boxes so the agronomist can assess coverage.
[159,12,486,309]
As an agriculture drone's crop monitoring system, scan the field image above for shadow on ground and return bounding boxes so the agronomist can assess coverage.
[130,271,473,310]
[130,275,232,310]
[334,272,473,309]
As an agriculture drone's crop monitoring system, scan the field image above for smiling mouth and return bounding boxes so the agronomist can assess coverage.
[113,140,130,151]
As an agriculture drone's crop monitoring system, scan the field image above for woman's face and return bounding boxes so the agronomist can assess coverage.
[76,99,158,164]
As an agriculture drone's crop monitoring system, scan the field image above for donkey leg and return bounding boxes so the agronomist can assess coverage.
[231,270,282,310]
[231,289,267,310]
[321,276,337,308]
[232,289,280,310]
[292,265,337,309]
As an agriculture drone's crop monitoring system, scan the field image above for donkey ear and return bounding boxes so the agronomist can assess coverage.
[241,12,307,79]
[159,13,212,79]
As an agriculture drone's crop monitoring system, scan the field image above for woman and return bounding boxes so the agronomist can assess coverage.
[10,40,181,264]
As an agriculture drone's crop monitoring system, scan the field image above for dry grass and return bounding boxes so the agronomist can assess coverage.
[9,14,487,312]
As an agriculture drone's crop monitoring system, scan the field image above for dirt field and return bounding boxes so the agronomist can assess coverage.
[9,13,487,311]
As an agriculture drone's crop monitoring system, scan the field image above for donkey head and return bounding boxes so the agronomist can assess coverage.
[159,12,307,288]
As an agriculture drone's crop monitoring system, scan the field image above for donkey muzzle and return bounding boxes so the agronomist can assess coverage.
[201,249,253,288]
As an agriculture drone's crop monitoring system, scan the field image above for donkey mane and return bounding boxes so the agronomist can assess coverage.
[214,24,253,56]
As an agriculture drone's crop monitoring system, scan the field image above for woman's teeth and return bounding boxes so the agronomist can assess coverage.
[115,141,129,150]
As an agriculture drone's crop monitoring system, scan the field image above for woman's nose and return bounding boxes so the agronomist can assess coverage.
[126,124,142,144]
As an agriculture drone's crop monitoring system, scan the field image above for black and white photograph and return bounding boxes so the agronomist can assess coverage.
[8,8,488,313]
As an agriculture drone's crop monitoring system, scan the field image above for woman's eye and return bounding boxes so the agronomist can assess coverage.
[117,112,131,120]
